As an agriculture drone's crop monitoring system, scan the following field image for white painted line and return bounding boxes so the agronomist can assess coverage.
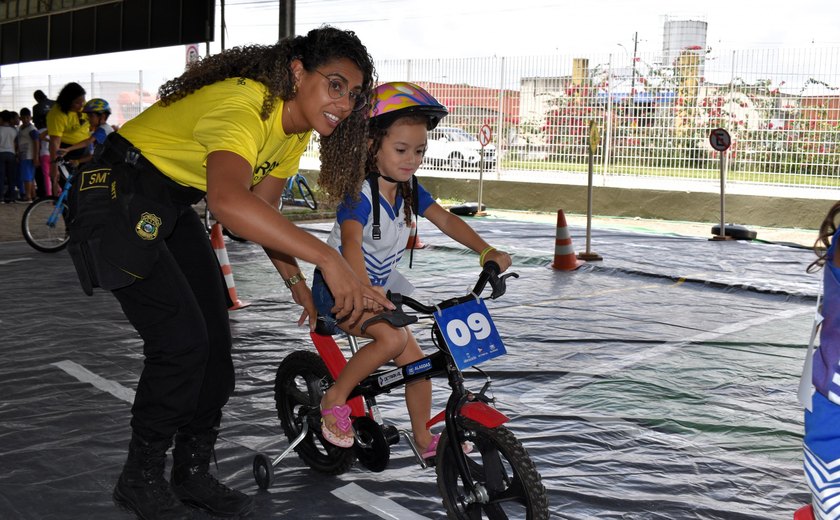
[331,483,431,520]
[52,360,135,404]
[0,258,31,265]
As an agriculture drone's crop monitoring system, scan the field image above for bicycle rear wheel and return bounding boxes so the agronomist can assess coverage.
[21,197,70,253]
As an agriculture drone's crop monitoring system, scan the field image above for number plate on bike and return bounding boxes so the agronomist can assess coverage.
[434,299,506,370]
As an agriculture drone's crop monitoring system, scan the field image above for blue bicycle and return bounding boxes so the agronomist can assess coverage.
[279,171,317,211]
[21,158,75,253]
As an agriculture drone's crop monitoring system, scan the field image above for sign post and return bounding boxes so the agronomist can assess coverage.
[476,124,492,217]
[578,120,603,261]
[709,128,734,241]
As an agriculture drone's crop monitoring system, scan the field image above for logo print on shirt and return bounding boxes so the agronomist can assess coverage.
[253,160,279,185]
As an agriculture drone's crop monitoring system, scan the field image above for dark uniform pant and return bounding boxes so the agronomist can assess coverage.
[69,133,235,442]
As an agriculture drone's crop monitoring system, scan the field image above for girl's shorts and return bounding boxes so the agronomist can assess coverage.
[311,269,340,336]
[803,391,840,519]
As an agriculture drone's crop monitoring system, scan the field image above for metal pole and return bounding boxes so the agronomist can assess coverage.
[495,57,505,179]
[279,0,295,39]
[585,149,594,253]
[719,151,726,237]
[220,0,225,51]
[477,147,485,216]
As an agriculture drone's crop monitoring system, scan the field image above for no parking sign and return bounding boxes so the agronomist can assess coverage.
[478,124,492,147]
[709,128,731,151]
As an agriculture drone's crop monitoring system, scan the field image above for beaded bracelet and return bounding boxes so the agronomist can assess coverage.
[479,246,496,265]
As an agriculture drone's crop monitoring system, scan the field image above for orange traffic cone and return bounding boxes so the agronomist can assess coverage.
[793,505,814,520]
[406,219,425,249]
[552,209,585,271]
[210,223,249,310]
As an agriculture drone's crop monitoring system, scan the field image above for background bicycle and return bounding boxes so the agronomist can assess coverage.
[21,157,75,252]
[201,172,318,243]
[279,171,317,211]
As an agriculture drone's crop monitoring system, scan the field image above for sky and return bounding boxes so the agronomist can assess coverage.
[3,0,839,95]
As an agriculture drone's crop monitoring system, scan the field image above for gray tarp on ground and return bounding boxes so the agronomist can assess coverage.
[0,215,820,519]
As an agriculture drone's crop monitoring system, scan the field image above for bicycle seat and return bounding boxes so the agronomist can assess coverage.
[360,310,418,334]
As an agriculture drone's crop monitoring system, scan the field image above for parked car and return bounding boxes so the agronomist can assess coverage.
[425,126,496,170]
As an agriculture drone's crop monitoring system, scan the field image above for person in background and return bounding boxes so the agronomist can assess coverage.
[17,108,40,202]
[313,82,512,453]
[56,98,115,161]
[67,26,390,520]
[84,98,115,138]
[32,89,54,130]
[0,111,18,203]
[46,82,88,186]
[799,202,840,520]
[37,128,52,196]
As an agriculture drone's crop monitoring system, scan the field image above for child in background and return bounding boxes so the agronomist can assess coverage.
[17,108,40,202]
[55,98,113,162]
[83,98,114,143]
[798,201,840,520]
[313,82,512,452]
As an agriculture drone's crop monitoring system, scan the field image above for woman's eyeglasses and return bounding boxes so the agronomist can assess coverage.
[314,70,368,112]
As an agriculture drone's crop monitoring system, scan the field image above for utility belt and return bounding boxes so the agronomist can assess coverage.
[68,133,202,295]
[96,133,203,205]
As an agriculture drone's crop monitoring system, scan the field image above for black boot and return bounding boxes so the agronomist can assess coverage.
[171,429,254,518]
[112,433,193,520]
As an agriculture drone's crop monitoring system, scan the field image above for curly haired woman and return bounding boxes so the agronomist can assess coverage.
[67,26,392,519]
[798,201,840,520]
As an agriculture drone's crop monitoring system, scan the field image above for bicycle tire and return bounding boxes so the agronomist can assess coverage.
[436,419,549,520]
[296,177,317,210]
[223,227,248,242]
[21,197,70,253]
[274,350,356,475]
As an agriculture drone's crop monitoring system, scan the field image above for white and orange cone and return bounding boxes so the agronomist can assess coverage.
[210,223,250,310]
[406,220,425,249]
[552,209,585,271]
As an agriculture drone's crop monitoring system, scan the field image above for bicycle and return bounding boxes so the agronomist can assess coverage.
[200,173,317,243]
[252,263,550,519]
[279,171,317,211]
[21,157,75,253]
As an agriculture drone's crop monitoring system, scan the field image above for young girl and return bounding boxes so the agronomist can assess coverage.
[313,82,512,453]
[799,202,840,520]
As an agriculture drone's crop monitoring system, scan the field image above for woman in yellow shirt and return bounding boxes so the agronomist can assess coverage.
[46,81,88,193]
[68,26,390,519]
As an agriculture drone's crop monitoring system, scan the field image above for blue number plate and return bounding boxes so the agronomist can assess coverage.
[434,299,506,371]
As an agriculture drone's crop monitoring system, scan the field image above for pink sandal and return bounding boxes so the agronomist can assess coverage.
[320,404,354,448]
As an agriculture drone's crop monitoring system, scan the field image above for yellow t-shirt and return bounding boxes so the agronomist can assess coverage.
[46,104,89,145]
[119,77,311,191]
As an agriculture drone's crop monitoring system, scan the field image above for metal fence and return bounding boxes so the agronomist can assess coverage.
[6,46,840,198]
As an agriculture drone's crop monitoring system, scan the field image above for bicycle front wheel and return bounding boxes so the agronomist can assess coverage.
[296,177,317,210]
[21,197,70,253]
[436,419,549,520]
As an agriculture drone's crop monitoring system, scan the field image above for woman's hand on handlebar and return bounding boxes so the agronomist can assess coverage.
[483,249,512,272]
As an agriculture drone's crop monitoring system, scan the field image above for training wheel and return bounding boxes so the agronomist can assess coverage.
[252,453,274,490]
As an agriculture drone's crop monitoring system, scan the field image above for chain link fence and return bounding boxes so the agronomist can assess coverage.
[5,46,839,198]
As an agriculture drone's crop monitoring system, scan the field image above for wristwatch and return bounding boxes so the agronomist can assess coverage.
[284,272,306,288]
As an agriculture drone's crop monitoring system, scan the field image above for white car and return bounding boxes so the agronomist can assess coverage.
[424,126,496,171]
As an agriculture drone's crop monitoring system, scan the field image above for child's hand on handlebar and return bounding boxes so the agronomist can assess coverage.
[484,249,512,272]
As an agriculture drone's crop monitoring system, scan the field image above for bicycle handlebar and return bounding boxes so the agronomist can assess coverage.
[387,261,519,316]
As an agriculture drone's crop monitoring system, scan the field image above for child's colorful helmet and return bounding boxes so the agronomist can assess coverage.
[369,82,448,130]
[83,98,111,114]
